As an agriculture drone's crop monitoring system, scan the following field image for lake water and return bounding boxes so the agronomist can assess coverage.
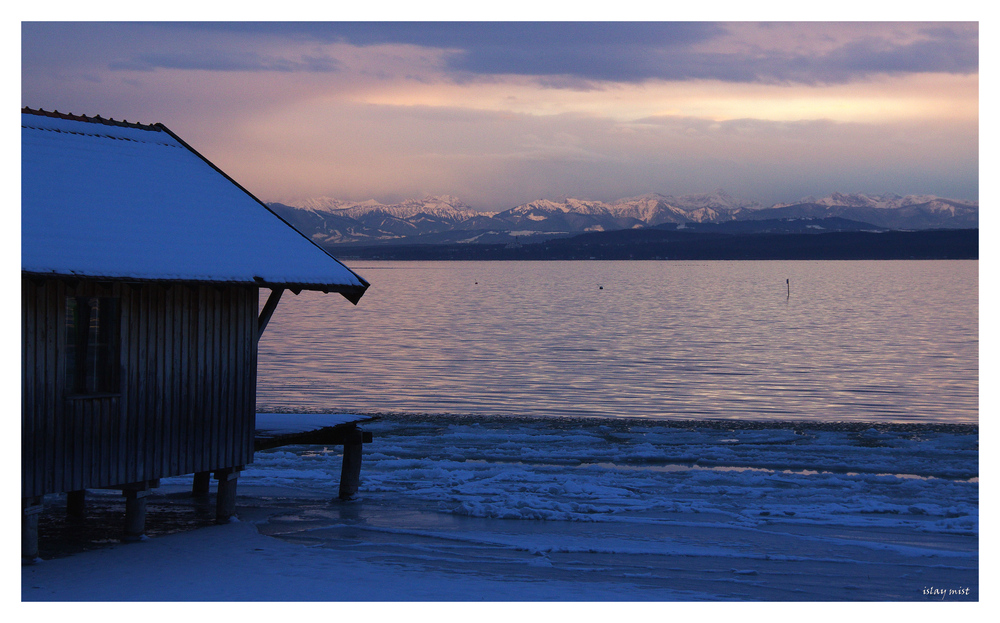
[257,260,978,424]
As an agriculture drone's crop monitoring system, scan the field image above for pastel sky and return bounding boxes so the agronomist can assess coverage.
[21,21,979,210]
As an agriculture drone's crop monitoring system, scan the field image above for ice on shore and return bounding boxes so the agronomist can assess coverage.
[23,414,978,601]
[246,414,978,533]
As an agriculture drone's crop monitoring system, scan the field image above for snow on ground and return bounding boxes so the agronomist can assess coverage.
[22,414,978,602]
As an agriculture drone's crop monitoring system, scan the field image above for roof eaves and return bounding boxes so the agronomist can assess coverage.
[22,106,165,132]
[21,271,368,304]
[261,281,368,303]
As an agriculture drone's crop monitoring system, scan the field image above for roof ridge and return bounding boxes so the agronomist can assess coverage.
[22,106,164,132]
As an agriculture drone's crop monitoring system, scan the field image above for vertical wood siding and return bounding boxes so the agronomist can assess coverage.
[21,278,258,498]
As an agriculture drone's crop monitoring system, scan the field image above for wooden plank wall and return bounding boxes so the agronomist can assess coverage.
[22,277,258,498]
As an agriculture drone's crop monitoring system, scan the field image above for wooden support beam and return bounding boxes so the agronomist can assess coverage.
[192,471,211,497]
[214,467,242,523]
[22,496,44,564]
[339,427,365,500]
[66,490,86,518]
[255,423,372,451]
[257,288,284,340]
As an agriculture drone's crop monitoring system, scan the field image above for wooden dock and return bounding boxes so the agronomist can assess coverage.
[254,413,373,500]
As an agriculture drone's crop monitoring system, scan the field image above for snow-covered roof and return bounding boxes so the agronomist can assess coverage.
[21,108,369,303]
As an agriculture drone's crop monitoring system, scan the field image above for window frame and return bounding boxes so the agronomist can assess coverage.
[64,295,121,398]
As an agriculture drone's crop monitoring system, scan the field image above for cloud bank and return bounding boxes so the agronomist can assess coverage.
[21,21,978,210]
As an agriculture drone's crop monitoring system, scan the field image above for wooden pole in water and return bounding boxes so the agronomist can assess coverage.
[192,471,211,497]
[66,490,86,518]
[786,279,790,298]
[215,468,241,523]
[22,496,43,563]
[122,484,151,541]
[339,426,365,500]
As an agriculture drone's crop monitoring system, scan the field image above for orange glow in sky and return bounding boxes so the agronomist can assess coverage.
[20,21,978,209]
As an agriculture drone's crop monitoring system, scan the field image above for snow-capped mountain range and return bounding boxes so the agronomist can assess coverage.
[268,191,978,246]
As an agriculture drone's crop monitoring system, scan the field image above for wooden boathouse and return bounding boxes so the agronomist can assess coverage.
[21,107,370,561]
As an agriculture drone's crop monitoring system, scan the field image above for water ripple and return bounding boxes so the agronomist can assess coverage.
[258,260,977,424]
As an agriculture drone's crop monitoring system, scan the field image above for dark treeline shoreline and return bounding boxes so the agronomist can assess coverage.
[332,228,978,261]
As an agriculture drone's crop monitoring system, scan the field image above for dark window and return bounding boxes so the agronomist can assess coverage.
[65,296,120,395]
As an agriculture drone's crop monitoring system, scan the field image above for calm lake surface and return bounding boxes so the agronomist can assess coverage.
[257,261,978,424]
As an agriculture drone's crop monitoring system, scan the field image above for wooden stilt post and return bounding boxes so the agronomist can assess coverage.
[214,468,241,523]
[192,471,211,497]
[22,496,44,564]
[122,484,151,542]
[339,426,364,500]
[67,490,86,517]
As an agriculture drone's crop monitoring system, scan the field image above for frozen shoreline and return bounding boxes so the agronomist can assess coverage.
[22,414,978,601]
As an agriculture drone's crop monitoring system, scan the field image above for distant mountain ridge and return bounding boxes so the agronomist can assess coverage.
[268,191,978,247]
